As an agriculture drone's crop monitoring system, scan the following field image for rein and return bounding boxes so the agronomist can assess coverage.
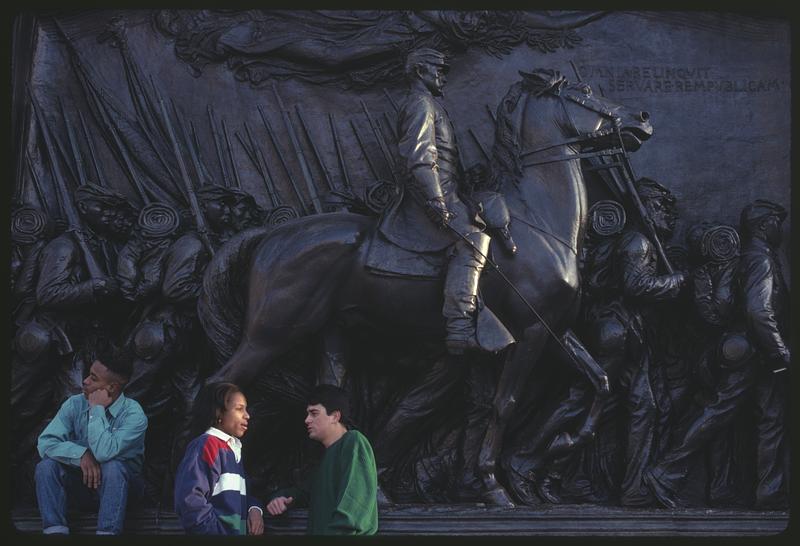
[519,90,624,169]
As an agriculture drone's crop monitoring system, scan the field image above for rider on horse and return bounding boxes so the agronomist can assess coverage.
[379,48,514,355]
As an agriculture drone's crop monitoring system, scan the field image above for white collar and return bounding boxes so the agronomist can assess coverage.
[206,427,243,463]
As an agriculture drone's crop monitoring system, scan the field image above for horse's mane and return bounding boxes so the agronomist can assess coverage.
[490,81,524,191]
[490,69,568,190]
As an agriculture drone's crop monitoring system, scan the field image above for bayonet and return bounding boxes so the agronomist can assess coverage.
[257,104,308,214]
[358,98,398,184]
[270,82,323,214]
[25,149,54,216]
[78,109,104,186]
[383,88,399,113]
[242,122,281,208]
[329,113,351,191]
[58,97,89,185]
[28,86,106,279]
[156,97,215,256]
[221,118,242,189]
[295,105,334,191]
[468,128,491,163]
[349,119,381,182]
[208,105,231,187]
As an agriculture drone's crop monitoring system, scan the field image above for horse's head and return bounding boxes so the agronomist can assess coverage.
[558,79,653,151]
[512,69,653,154]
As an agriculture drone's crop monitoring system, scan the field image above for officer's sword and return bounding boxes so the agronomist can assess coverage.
[436,211,609,391]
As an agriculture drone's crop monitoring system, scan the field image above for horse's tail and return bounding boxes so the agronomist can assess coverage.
[198,226,270,367]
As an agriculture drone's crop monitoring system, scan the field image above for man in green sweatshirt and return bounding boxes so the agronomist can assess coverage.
[266,385,378,535]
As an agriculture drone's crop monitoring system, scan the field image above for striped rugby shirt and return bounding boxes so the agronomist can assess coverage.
[174,427,262,535]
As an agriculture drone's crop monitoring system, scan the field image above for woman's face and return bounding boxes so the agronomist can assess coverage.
[217,391,249,438]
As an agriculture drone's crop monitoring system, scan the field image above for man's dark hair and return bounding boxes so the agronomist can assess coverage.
[188,382,243,439]
[93,343,133,383]
[308,384,353,428]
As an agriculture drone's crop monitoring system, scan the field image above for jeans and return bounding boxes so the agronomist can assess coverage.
[35,457,144,535]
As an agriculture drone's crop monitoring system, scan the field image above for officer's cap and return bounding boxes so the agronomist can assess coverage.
[406,48,450,71]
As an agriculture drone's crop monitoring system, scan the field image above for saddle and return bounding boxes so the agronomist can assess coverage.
[364,229,515,353]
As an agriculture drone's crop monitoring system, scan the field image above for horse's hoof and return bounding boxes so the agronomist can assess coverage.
[534,475,562,504]
[482,485,516,508]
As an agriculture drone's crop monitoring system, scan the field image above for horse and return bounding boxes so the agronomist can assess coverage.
[198,69,653,505]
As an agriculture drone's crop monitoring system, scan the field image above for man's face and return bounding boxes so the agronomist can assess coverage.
[81,202,132,239]
[304,403,339,444]
[418,63,447,97]
[761,214,783,247]
[646,196,677,238]
[82,360,119,399]
[204,198,234,231]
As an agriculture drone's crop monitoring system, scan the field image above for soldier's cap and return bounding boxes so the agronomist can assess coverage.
[406,48,450,71]
[635,177,675,204]
[740,199,787,227]
[75,182,138,213]
[196,184,247,204]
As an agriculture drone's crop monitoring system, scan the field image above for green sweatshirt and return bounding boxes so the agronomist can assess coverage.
[273,429,378,535]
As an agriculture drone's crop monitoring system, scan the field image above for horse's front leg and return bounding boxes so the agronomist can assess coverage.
[478,321,550,506]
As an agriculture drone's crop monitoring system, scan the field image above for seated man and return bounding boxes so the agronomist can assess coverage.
[34,345,147,535]
[266,385,378,535]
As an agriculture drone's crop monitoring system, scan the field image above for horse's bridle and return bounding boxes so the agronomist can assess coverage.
[516,84,674,274]
[519,87,624,168]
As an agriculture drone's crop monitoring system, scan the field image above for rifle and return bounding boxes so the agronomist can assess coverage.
[207,105,231,188]
[78,109,104,186]
[382,112,398,144]
[295,105,334,192]
[88,87,151,204]
[25,149,53,216]
[383,88,399,112]
[567,61,673,274]
[156,97,215,256]
[170,98,212,186]
[58,98,88,185]
[220,118,242,189]
[241,122,281,208]
[257,104,308,214]
[270,83,323,214]
[349,119,381,182]
[612,134,674,274]
[329,113,351,191]
[468,128,491,163]
[358,98,398,185]
[28,86,106,279]
[485,104,497,124]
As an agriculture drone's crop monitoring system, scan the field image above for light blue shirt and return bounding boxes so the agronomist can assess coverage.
[37,393,148,472]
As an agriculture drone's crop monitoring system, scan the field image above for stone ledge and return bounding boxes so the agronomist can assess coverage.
[10,505,789,536]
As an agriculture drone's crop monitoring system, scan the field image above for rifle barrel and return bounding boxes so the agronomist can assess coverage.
[271,83,322,214]
[329,113,350,190]
[295,105,334,191]
[257,104,308,214]
[350,119,381,182]
[157,97,215,256]
[221,118,242,189]
[359,98,398,185]
[78,109,104,186]
[208,105,231,187]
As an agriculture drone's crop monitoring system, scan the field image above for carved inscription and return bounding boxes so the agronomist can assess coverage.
[579,65,782,93]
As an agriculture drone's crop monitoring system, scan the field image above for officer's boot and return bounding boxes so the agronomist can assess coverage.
[443,232,490,355]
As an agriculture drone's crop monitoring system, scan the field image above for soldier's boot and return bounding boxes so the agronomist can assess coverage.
[443,233,490,355]
[493,226,517,255]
